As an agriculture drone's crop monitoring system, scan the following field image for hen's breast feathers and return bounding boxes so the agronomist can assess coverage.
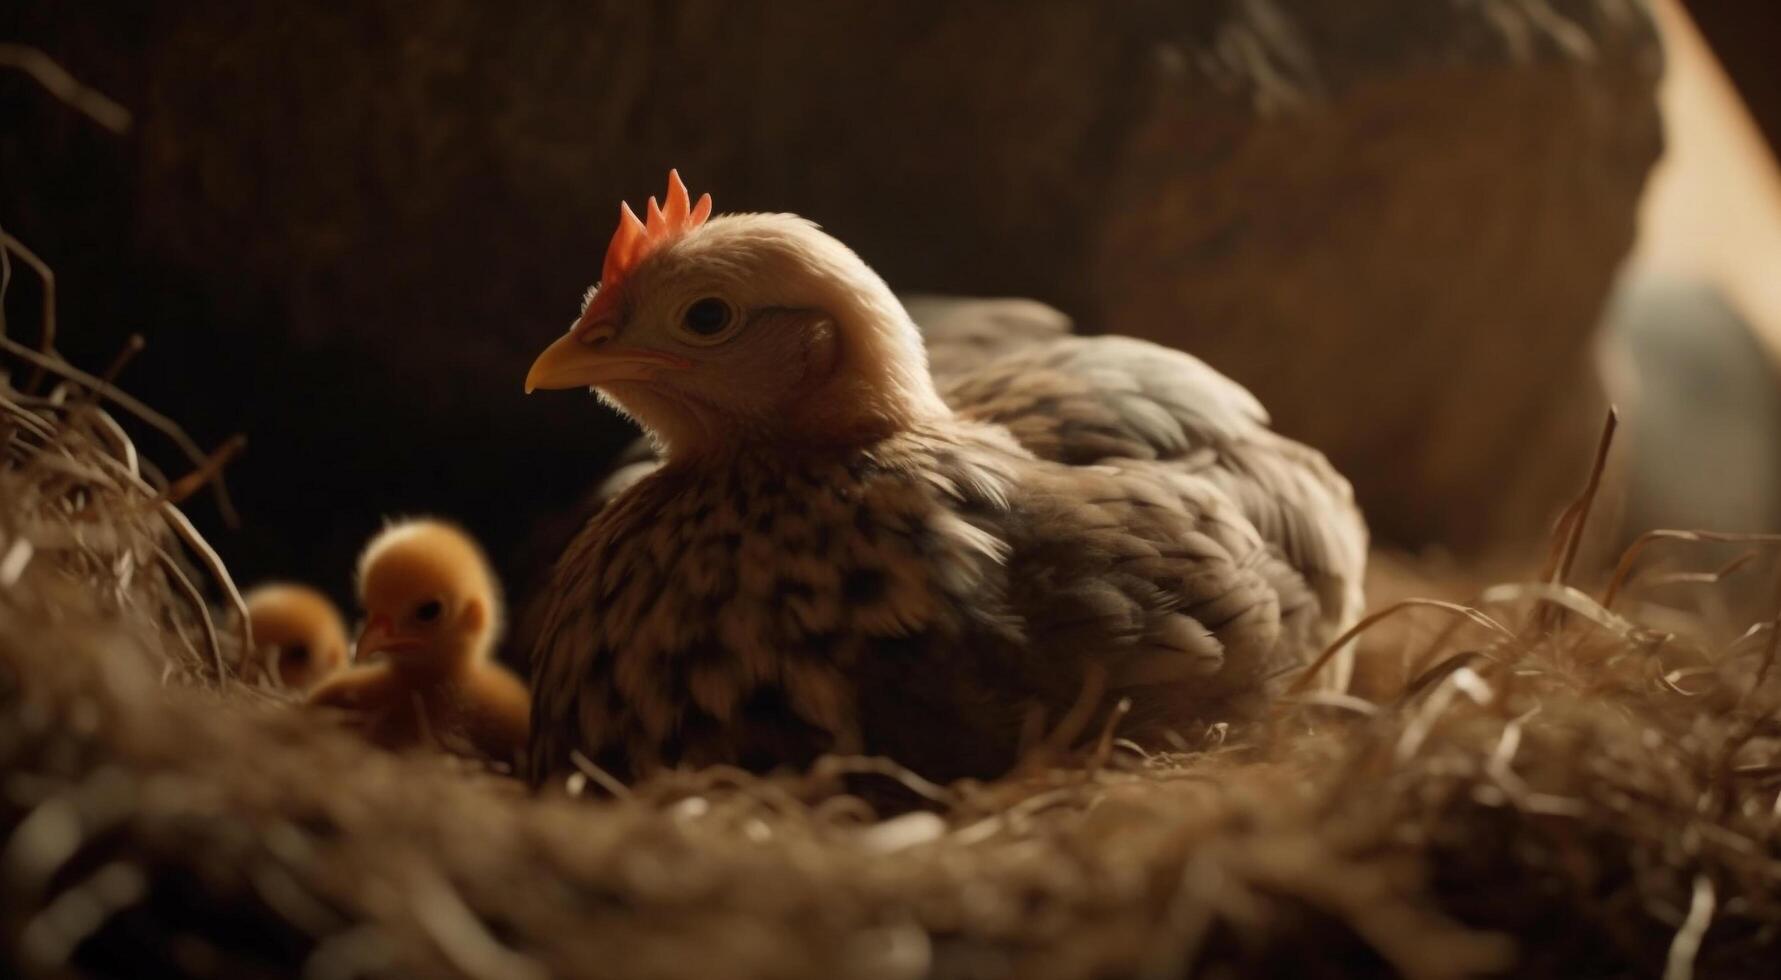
[529,429,1025,782]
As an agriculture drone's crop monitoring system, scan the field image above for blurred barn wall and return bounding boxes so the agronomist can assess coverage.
[1594,0,1781,621]
[0,1,1660,604]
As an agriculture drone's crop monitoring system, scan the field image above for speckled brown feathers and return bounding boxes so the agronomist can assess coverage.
[530,422,1017,783]
[528,416,1316,786]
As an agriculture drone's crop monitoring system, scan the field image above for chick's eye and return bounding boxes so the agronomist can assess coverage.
[282,644,310,665]
[681,297,732,338]
[414,600,443,623]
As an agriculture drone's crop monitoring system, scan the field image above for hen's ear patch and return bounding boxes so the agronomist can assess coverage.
[802,317,841,382]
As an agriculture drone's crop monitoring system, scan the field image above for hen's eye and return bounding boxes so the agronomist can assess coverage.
[682,297,732,337]
[414,600,443,623]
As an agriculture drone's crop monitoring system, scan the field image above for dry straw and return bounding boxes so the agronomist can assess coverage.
[5,257,1781,978]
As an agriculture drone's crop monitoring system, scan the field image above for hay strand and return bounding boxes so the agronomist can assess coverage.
[0,44,133,133]
[1290,598,1513,694]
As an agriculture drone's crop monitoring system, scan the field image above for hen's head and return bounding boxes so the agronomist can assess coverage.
[355,519,501,674]
[526,171,948,460]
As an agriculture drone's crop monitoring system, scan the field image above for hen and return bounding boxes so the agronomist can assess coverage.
[525,172,1365,786]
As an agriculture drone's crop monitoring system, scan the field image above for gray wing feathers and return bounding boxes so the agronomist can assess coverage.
[942,326,1368,690]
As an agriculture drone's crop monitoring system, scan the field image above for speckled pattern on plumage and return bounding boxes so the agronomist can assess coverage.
[528,398,1338,786]
[528,300,1367,789]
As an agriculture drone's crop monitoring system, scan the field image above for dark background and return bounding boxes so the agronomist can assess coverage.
[2,1,1763,624]
[1686,0,1781,155]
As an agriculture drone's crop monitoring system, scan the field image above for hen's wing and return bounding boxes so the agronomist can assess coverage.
[838,421,1322,775]
[912,297,1366,622]
[1000,457,1317,696]
[943,333,1367,687]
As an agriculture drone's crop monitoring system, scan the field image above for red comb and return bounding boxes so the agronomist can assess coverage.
[587,170,712,321]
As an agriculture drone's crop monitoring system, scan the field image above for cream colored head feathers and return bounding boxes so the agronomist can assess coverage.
[355,519,502,672]
[244,583,350,691]
[525,171,949,459]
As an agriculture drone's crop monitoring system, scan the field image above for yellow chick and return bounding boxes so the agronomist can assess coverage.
[308,519,530,765]
[243,583,350,692]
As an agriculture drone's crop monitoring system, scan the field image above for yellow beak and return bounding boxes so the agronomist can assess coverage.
[524,332,693,393]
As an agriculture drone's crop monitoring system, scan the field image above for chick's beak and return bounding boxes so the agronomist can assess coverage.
[357,615,423,661]
[524,326,692,394]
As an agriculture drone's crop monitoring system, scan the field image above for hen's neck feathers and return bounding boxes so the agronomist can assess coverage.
[659,217,953,464]
[793,289,951,448]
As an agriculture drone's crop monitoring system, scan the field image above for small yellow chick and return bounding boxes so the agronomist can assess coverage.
[243,583,350,692]
[308,519,530,765]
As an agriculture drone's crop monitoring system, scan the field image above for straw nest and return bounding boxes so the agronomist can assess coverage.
[3,290,1780,980]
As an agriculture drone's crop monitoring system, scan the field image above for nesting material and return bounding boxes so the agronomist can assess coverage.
[2,367,1780,980]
